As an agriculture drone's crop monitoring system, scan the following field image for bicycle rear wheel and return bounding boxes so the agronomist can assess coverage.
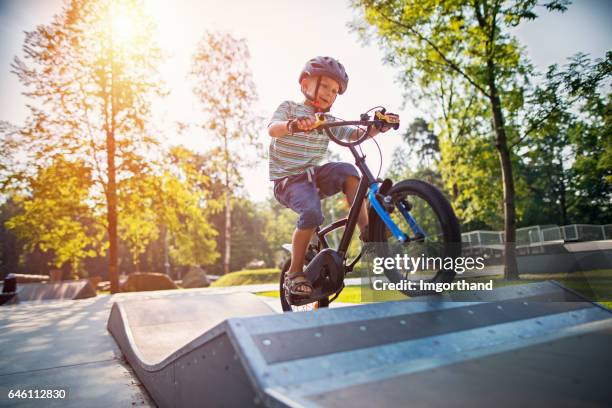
[369,179,461,296]
[279,258,329,312]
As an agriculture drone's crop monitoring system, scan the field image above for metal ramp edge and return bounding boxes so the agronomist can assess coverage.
[226,281,612,408]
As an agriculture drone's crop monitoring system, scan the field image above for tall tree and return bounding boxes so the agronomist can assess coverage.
[518,53,611,226]
[567,93,612,224]
[10,0,165,291]
[351,0,573,279]
[404,118,440,168]
[160,147,219,269]
[6,157,104,277]
[190,31,259,275]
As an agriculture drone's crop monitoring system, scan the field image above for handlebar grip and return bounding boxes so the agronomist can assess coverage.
[374,110,400,130]
[312,113,326,129]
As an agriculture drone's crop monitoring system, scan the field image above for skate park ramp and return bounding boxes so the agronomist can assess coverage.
[108,282,612,408]
[11,280,96,303]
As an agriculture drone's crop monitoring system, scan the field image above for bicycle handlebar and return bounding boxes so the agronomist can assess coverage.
[291,108,400,147]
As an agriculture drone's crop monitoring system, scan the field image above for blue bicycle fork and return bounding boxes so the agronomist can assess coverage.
[368,183,426,242]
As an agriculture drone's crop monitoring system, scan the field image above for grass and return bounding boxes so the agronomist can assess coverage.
[257,269,612,307]
[461,269,612,309]
[258,286,367,303]
[258,282,407,304]
[211,268,280,287]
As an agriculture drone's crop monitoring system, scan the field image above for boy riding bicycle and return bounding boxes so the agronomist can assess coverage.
[268,56,399,298]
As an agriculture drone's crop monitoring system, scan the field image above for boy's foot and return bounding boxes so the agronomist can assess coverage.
[285,271,313,296]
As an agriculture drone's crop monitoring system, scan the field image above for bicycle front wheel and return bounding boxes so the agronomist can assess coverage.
[369,179,461,296]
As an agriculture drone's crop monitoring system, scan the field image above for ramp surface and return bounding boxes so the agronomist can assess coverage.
[108,281,612,408]
[107,292,276,407]
[109,292,275,365]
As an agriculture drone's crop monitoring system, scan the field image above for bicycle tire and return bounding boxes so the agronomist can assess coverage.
[369,179,461,296]
[279,258,329,312]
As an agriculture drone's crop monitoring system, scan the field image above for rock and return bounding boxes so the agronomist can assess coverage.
[121,272,178,292]
[181,266,211,288]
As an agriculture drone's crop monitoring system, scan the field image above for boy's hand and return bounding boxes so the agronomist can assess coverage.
[293,115,317,132]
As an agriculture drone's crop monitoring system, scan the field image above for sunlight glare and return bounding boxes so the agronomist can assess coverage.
[110,4,138,43]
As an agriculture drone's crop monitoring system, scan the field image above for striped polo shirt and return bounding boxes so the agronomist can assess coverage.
[268,100,354,180]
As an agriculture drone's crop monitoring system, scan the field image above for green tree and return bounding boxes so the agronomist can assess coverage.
[9,0,165,292]
[0,198,24,278]
[351,0,575,278]
[262,197,299,267]
[518,53,611,225]
[5,157,104,277]
[567,93,612,224]
[404,118,440,167]
[160,147,219,269]
[117,172,160,271]
[190,31,260,275]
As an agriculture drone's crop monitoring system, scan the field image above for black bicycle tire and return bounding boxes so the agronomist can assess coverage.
[279,258,329,312]
[370,179,461,296]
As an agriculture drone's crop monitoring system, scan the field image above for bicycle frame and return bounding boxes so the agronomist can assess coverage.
[315,143,425,258]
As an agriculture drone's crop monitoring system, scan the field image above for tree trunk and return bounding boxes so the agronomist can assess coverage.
[556,152,568,225]
[162,226,170,276]
[487,65,519,280]
[223,136,231,275]
[106,122,119,292]
[559,179,567,225]
[107,47,119,293]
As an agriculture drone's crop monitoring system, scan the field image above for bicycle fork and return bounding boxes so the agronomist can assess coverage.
[368,183,426,242]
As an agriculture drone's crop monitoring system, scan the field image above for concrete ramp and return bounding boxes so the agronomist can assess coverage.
[108,282,612,407]
[107,292,276,407]
[14,280,96,302]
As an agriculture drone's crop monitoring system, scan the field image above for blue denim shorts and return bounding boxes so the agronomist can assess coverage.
[273,162,360,230]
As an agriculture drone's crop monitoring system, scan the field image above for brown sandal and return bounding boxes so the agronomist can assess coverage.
[284,272,313,297]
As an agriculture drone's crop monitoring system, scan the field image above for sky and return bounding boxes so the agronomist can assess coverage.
[1,0,610,202]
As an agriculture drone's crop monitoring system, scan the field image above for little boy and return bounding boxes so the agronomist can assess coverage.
[268,56,397,297]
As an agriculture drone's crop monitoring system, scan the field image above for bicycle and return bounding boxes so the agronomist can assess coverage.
[279,108,461,312]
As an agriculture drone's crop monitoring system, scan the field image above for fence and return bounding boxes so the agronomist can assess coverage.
[462,224,612,249]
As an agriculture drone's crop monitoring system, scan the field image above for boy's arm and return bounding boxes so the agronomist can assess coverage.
[268,116,317,137]
[268,121,292,138]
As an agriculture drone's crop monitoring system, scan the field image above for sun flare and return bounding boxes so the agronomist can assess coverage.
[111,13,136,43]
[110,1,143,44]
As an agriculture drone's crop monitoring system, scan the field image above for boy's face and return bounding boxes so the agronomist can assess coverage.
[301,75,340,110]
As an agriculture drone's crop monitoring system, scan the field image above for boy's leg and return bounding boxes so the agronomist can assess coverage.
[274,178,324,294]
[315,162,368,236]
[288,227,315,274]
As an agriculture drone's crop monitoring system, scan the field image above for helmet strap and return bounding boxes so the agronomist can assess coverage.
[302,76,330,113]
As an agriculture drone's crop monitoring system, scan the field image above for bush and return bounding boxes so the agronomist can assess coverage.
[211,268,280,287]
